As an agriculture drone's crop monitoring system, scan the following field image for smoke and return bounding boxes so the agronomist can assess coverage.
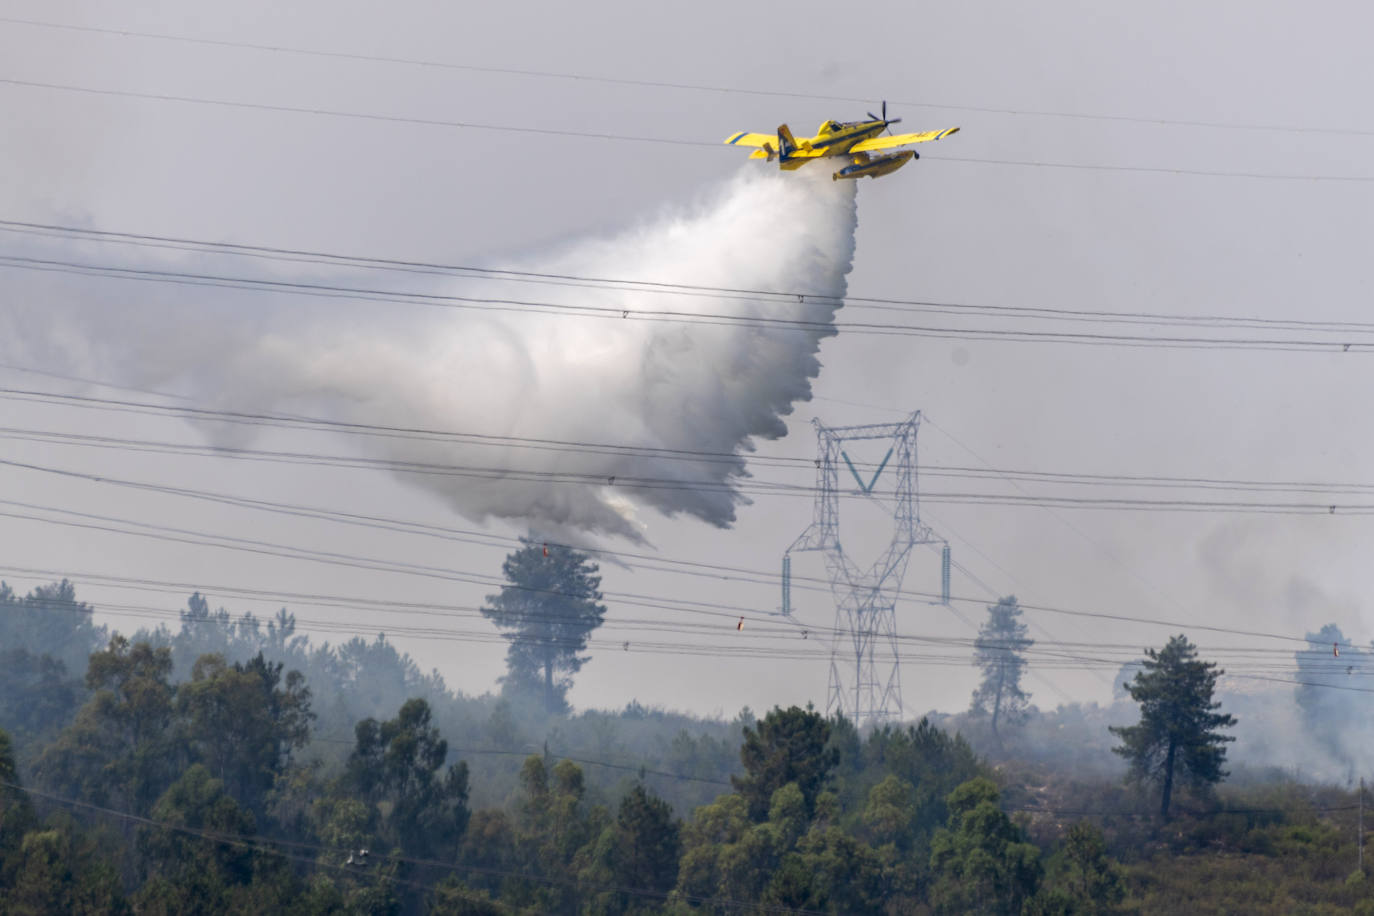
[1,168,858,541]
[1194,520,1373,782]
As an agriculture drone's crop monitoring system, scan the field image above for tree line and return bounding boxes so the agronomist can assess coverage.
[1,546,1372,913]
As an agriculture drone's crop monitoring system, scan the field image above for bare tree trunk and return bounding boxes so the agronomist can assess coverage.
[1160,738,1177,819]
[991,662,1005,749]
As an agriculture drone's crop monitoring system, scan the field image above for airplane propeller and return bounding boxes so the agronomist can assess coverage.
[866,100,901,134]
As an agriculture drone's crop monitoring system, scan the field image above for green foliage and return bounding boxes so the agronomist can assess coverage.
[1035,821,1124,914]
[861,774,918,850]
[35,636,178,814]
[347,697,470,860]
[612,785,682,903]
[1110,635,1236,818]
[0,729,35,891]
[179,653,313,816]
[0,580,107,677]
[732,705,838,821]
[481,539,607,714]
[430,877,510,914]
[971,595,1034,744]
[832,715,985,871]
[0,649,82,752]
[135,764,258,910]
[775,824,886,913]
[10,575,1373,915]
[929,777,1043,914]
[675,792,759,906]
[4,826,128,915]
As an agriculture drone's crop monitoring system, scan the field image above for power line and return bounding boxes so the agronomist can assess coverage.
[16,583,1373,690]
[9,380,1374,502]
[7,421,1374,515]
[4,76,1374,183]
[9,251,1373,352]
[4,14,1372,138]
[2,423,1370,652]
[8,217,1374,338]
[7,433,1374,667]
[0,489,1361,656]
[12,555,1362,664]
[3,416,1368,660]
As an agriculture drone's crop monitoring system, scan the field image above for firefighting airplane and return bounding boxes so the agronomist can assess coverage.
[724,102,959,181]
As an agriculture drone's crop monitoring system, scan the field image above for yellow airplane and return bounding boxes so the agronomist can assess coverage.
[724,102,959,181]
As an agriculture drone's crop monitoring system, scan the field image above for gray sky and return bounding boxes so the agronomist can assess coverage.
[1,0,1372,722]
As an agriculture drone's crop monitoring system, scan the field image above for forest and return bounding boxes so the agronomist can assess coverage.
[1,562,1372,915]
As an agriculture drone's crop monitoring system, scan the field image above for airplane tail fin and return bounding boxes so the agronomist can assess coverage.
[776,124,798,160]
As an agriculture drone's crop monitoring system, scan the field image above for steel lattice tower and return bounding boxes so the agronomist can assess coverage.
[782,412,948,725]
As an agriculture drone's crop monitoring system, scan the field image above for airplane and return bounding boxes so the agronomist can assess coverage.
[724,102,959,181]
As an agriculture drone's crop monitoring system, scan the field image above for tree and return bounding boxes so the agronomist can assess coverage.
[674,790,783,908]
[0,580,106,678]
[481,539,607,714]
[732,705,839,822]
[6,825,128,916]
[970,596,1033,745]
[178,653,314,815]
[35,637,178,814]
[1038,821,1124,914]
[861,774,918,851]
[347,698,470,860]
[0,729,36,892]
[1110,634,1236,818]
[134,764,258,913]
[612,785,681,901]
[0,649,82,748]
[929,777,1042,914]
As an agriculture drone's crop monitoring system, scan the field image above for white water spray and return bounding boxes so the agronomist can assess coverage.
[2,168,858,541]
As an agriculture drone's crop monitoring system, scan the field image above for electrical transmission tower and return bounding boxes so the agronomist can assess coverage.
[782,412,948,726]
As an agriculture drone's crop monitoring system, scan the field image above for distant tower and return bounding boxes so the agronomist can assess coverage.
[783,412,948,725]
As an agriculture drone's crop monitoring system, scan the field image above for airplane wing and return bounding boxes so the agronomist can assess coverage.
[849,127,960,152]
[724,132,776,147]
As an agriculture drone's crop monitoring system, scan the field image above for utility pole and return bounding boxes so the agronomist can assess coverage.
[782,412,948,725]
[1361,777,1365,873]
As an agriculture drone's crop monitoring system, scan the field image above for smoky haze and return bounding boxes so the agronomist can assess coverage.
[1,168,857,541]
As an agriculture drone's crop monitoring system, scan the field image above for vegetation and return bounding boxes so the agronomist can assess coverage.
[1110,634,1237,818]
[970,595,1034,746]
[1,577,1372,914]
[480,539,608,714]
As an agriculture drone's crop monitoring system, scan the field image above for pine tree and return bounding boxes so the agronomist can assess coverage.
[1110,634,1236,818]
[970,596,1033,745]
[481,539,607,714]
[611,785,681,903]
[731,705,838,821]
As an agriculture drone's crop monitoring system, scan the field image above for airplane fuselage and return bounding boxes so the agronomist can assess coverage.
[800,119,888,155]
